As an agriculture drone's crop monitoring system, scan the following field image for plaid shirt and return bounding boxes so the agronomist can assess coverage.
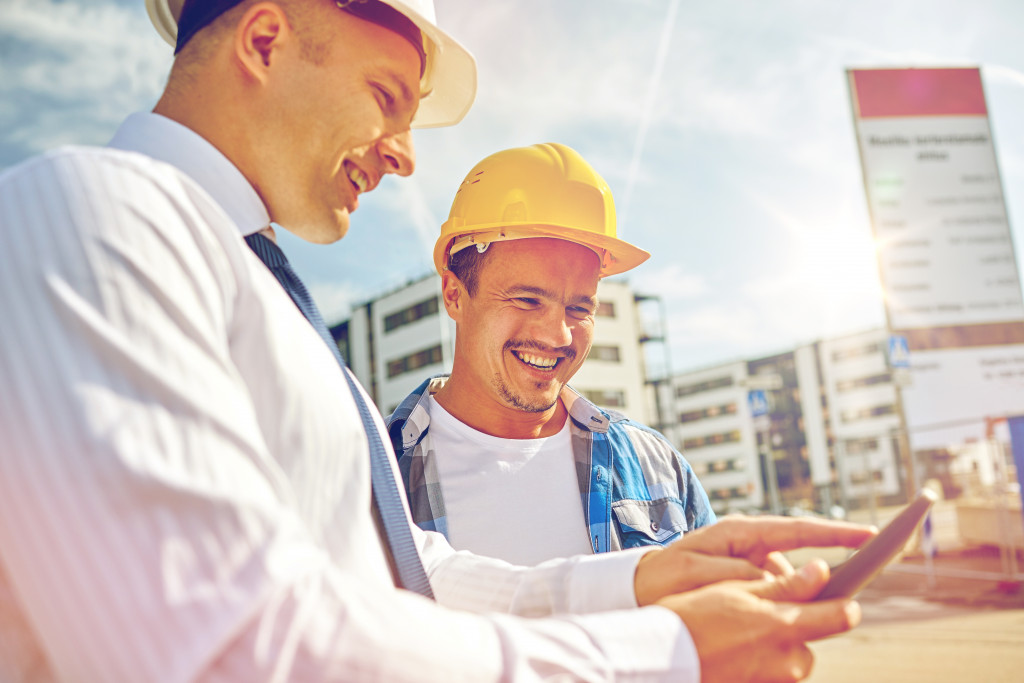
[386,376,716,553]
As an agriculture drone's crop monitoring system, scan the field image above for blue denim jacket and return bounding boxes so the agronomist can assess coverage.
[386,376,716,552]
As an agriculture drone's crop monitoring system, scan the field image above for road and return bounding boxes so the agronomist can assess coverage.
[806,540,1024,682]
[810,597,1024,682]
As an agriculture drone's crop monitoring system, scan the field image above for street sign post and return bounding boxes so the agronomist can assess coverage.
[748,389,781,513]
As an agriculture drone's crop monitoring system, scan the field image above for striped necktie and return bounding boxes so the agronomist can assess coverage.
[245,232,434,598]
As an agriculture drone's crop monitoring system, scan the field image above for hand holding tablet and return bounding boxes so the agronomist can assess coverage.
[816,488,938,600]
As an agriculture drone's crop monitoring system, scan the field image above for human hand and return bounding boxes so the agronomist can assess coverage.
[656,559,859,683]
[634,515,876,606]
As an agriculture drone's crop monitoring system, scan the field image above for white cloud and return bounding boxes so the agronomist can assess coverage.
[0,0,170,162]
[309,280,370,326]
[984,63,1024,88]
[630,264,708,301]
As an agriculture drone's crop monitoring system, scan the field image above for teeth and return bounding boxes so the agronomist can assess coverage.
[347,166,368,193]
[516,351,557,369]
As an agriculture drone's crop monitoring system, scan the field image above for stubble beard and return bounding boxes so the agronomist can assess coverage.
[492,374,560,414]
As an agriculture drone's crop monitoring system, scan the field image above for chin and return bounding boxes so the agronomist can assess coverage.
[308,215,350,245]
[270,209,349,245]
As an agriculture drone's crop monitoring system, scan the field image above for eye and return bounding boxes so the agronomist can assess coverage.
[568,305,594,319]
[514,297,540,307]
[373,83,396,109]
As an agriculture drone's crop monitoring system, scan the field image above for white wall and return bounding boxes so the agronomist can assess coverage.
[818,328,902,499]
[571,279,651,423]
[665,361,762,513]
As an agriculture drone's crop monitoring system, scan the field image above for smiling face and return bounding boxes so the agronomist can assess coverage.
[438,238,601,437]
[252,5,421,243]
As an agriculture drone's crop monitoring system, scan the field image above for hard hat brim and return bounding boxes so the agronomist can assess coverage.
[390,1,477,128]
[434,223,651,278]
[144,0,477,129]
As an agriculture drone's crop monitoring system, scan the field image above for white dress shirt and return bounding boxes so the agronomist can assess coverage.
[0,112,698,682]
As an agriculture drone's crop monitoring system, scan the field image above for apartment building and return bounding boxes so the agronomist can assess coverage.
[662,332,907,516]
[818,328,906,503]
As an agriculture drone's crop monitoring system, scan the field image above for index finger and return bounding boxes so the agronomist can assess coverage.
[682,516,877,562]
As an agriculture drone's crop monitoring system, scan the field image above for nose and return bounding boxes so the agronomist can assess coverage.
[377,130,416,177]
[530,306,573,350]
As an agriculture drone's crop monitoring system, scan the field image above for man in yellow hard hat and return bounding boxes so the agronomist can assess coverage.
[388,143,717,564]
[0,1,875,680]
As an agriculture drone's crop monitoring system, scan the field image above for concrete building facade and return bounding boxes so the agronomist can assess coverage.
[659,331,910,516]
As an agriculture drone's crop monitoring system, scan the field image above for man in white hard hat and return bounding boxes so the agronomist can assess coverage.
[388,143,718,565]
[0,2,875,681]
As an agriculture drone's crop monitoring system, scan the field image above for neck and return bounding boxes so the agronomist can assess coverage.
[434,373,568,440]
[153,59,259,186]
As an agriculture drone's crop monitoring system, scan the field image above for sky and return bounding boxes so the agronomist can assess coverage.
[3,0,1024,374]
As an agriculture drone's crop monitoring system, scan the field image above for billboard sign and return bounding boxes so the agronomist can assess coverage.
[849,67,1024,448]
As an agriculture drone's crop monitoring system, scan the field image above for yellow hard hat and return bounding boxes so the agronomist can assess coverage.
[434,143,650,277]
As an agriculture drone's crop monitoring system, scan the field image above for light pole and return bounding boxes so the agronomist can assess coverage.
[887,334,916,501]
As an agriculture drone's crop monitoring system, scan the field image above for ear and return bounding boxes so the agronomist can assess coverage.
[234,2,292,81]
[440,270,466,322]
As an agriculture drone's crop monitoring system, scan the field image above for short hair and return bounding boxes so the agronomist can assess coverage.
[448,244,493,297]
[172,0,329,75]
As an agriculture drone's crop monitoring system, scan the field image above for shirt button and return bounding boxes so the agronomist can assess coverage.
[651,521,659,532]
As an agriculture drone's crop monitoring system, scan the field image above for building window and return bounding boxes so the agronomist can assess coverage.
[383,296,439,333]
[840,404,896,424]
[675,376,734,398]
[386,344,443,379]
[596,301,616,317]
[588,344,621,362]
[696,457,746,475]
[682,430,741,451]
[835,372,892,392]
[678,402,737,424]
[831,342,882,363]
[844,438,880,454]
[708,486,750,501]
[581,389,626,408]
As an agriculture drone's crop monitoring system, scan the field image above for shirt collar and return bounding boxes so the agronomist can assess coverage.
[394,375,610,449]
[561,386,610,433]
[107,112,271,236]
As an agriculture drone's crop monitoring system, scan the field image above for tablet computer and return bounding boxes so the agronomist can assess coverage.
[815,488,938,600]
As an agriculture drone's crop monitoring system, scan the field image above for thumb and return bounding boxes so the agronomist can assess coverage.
[751,558,830,602]
[746,559,864,643]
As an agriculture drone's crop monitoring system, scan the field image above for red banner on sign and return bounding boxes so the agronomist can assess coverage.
[850,68,987,118]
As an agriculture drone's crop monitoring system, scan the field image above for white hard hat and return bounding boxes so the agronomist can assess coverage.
[145,0,477,128]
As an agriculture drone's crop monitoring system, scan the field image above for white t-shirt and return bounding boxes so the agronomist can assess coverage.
[427,396,595,565]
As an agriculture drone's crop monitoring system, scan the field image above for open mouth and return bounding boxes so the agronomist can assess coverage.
[513,350,560,372]
[344,161,369,194]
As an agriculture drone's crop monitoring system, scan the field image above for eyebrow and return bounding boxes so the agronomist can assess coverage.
[508,285,598,309]
[383,68,417,108]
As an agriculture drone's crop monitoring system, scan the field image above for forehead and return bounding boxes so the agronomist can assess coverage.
[329,9,422,83]
[481,238,601,290]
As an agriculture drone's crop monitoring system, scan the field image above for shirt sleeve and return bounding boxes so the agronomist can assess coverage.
[0,149,699,682]
[420,527,658,615]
